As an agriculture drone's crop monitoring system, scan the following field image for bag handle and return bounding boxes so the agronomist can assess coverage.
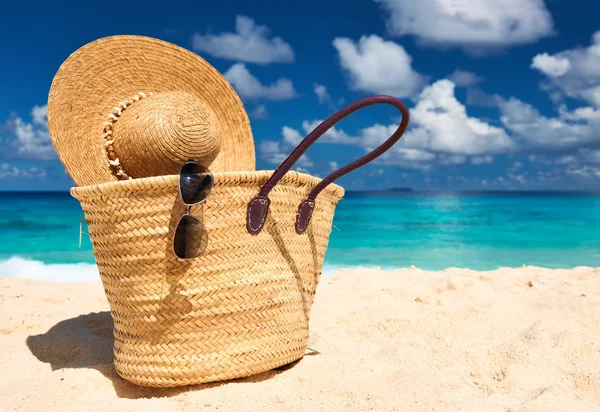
[247,95,410,235]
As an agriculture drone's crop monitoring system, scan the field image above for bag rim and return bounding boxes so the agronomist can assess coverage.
[70,170,345,200]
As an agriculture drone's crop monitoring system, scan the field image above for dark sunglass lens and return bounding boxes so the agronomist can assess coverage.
[173,215,208,259]
[180,162,213,205]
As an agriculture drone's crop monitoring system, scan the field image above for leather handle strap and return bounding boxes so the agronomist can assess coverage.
[247,95,410,235]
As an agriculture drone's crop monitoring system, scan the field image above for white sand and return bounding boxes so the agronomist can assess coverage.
[1,266,599,411]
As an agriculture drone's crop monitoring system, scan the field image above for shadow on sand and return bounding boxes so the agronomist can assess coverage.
[26,311,308,399]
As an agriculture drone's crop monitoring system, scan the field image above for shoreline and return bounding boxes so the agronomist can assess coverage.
[1,254,599,283]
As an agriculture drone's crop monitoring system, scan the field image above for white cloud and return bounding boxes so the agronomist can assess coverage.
[359,123,412,150]
[406,80,514,155]
[4,105,55,160]
[471,155,494,165]
[370,147,437,170]
[329,161,339,171]
[284,121,436,170]
[556,155,577,165]
[560,105,600,122]
[250,105,269,120]
[192,15,294,64]
[259,140,286,165]
[382,149,436,170]
[448,69,483,87]
[332,35,427,97]
[224,63,296,100]
[313,83,337,109]
[498,97,599,150]
[531,31,600,106]
[313,83,329,104]
[294,167,314,175]
[375,0,554,53]
[260,129,313,171]
[509,172,528,184]
[282,126,303,146]
[278,79,515,171]
[301,120,359,145]
[279,121,355,148]
[0,162,48,180]
[31,105,47,125]
[580,149,600,163]
[509,161,523,172]
[531,53,570,77]
[534,148,600,168]
[565,165,600,179]
[439,154,467,165]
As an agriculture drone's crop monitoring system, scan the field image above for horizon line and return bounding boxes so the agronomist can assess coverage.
[2,188,600,194]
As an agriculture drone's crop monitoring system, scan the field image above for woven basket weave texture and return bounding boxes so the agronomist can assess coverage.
[71,171,344,387]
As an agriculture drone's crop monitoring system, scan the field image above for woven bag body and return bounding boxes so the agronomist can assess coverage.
[71,171,344,387]
[70,94,410,388]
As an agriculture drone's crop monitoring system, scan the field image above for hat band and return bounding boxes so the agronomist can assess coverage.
[103,91,153,180]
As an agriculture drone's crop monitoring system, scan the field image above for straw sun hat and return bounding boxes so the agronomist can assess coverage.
[48,35,255,186]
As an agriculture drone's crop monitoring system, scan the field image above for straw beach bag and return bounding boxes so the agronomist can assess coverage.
[69,95,410,387]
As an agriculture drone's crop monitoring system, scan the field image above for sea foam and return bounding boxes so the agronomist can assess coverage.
[0,256,343,282]
[0,257,100,282]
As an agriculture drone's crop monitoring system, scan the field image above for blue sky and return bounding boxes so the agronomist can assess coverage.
[2,0,600,191]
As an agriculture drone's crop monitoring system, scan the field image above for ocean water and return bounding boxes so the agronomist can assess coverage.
[1,190,600,281]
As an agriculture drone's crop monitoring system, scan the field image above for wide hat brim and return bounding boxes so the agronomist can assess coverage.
[48,35,255,187]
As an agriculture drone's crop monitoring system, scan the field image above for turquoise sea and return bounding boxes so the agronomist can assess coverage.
[1,190,600,281]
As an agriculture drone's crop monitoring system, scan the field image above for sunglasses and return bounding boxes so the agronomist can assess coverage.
[173,159,214,259]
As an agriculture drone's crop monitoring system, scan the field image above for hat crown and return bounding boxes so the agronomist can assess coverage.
[112,91,221,178]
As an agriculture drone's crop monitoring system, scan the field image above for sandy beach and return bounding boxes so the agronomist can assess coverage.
[1,266,599,411]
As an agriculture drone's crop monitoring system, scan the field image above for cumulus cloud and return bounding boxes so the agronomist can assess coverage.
[531,53,571,77]
[529,148,600,180]
[264,76,600,179]
[448,69,484,87]
[492,94,600,182]
[3,105,55,160]
[509,172,528,184]
[580,149,600,163]
[192,16,294,64]
[31,105,47,125]
[375,0,555,54]
[259,140,286,165]
[277,80,513,170]
[313,83,338,109]
[259,138,313,170]
[509,161,523,172]
[250,105,269,120]
[0,163,48,180]
[283,121,435,170]
[497,97,600,151]
[300,120,359,145]
[406,80,514,155]
[471,155,494,165]
[565,165,600,179]
[531,31,600,106]
[332,35,427,97]
[224,64,296,100]
[313,83,330,104]
[353,80,512,167]
[439,154,467,165]
[282,126,303,146]
[259,126,314,171]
